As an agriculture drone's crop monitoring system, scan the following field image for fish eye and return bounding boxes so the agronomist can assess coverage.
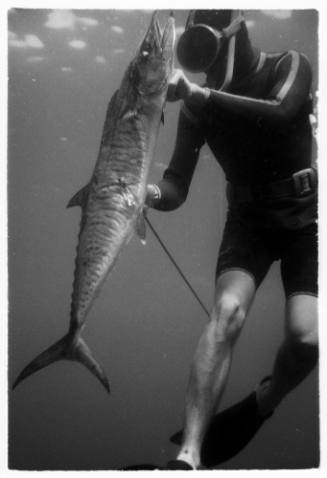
[141,50,150,57]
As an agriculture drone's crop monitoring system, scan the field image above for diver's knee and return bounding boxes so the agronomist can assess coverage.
[285,326,319,367]
[286,313,318,349]
[286,295,318,347]
[210,294,246,343]
[287,328,319,349]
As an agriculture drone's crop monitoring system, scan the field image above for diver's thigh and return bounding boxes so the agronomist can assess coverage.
[281,223,318,299]
[214,269,256,314]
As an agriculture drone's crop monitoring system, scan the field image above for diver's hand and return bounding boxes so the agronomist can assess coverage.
[167,69,210,109]
[167,69,193,102]
[145,184,161,208]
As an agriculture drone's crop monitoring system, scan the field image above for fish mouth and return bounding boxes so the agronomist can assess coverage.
[138,11,162,57]
[136,12,175,95]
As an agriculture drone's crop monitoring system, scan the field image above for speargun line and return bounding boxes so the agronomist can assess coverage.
[145,215,210,318]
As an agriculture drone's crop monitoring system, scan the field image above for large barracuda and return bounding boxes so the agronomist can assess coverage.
[13,12,175,394]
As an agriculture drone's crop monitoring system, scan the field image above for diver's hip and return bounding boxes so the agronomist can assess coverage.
[225,167,318,231]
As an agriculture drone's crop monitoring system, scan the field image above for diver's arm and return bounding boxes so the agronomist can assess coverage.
[168,69,210,113]
[146,173,188,211]
[146,109,204,211]
[207,51,312,122]
[171,51,312,122]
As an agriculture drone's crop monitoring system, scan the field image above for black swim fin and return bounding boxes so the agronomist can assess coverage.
[170,390,273,468]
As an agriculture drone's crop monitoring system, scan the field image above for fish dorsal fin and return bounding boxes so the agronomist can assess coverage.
[136,210,147,245]
[67,183,90,208]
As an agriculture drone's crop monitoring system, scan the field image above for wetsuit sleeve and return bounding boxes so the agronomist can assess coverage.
[151,107,205,211]
[207,51,312,123]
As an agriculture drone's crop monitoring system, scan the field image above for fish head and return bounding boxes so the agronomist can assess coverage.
[134,12,175,96]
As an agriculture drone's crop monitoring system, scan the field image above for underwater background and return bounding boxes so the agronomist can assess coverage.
[8,9,319,470]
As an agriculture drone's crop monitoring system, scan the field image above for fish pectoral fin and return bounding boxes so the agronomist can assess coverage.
[67,183,90,208]
[136,210,147,245]
[161,111,165,124]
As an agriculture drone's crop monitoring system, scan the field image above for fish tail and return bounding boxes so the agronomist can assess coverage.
[12,331,110,394]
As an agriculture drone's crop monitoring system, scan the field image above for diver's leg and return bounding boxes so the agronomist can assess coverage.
[256,294,318,416]
[257,221,318,415]
[177,270,256,469]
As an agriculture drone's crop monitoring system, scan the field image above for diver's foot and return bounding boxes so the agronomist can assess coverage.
[166,459,194,470]
[170,377,274,468]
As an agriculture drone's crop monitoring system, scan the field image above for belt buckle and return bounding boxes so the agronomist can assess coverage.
[292,168,316,197]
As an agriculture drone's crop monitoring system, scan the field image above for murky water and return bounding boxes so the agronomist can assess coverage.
[8,9,319,470]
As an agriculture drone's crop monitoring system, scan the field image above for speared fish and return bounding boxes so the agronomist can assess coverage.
[13,12,175,394]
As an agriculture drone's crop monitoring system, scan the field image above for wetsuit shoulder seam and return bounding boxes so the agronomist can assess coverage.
[274,51,301,103]
[273,50,298,74]
[254,52,267,74]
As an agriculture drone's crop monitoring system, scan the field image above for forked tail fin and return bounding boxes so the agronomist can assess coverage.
[12,332,110,394]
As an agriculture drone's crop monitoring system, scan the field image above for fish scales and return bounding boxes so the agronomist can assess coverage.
[70,100,152,322]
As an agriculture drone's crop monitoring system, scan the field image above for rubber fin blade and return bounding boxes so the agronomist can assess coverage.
[67,183,90,208]
[13,332,110,394]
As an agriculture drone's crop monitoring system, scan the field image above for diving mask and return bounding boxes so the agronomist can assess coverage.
[177,10,244,73]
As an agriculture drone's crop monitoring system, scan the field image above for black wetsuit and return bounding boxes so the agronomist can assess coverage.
[153,50,318,297]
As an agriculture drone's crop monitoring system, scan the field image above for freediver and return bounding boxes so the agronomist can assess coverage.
[145,10,318,470]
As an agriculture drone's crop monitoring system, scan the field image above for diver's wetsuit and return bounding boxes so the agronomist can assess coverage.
[152,50,318,297]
